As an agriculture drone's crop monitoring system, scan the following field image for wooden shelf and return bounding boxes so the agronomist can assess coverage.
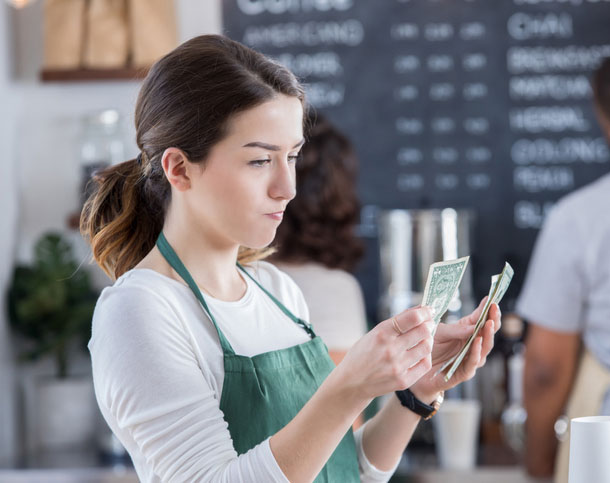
[40,67,149,82]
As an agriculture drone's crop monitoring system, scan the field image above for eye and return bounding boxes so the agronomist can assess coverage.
[249,158,271,167]
[288,153,301,164]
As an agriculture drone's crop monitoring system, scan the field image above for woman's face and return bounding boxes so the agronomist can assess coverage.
[186,94,304,250]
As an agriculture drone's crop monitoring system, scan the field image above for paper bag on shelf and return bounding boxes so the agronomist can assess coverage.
[43,0,87,69]
[128,0,177,68]
[83,0,129,69]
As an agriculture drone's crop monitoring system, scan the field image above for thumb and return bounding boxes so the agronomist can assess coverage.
[436,321,474,342]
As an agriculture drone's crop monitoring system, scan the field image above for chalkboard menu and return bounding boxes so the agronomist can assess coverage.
[223,0,610,318]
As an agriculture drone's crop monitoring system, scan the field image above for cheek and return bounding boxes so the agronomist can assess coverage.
[208,172,260,217]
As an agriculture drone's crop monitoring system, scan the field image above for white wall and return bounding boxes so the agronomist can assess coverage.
[0,2,19,467]
[0,0,221,465]
[12,0,222,263]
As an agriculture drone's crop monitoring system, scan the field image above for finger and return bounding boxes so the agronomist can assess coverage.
[460,296,488,327]
[487,303,502,333]
[396,320,434,352]
[434,321,474,343]
[390,306,433,336]
[404,334,433,365]
[399,354,432,389]
[478,321,495,367]
[462,336,483,380]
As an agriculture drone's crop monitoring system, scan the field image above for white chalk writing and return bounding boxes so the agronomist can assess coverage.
[507,45,610,74]
[511,137,610,164]
[275,52,343,77]
[510,106,589,133]
[397,174,425,191]
[509,75,591,100]
[466,146,492,163]
[305,82,345,107]
[507,12,573,40]
[397,148,423,165]
[394,55,421,73]
[514,166,574,192]
[237,0,354,15]
[396,118,424,134]
[514,200,555,229]
[243,20,364,48]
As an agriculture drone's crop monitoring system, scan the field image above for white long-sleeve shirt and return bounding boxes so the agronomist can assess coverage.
[89,260,395,482]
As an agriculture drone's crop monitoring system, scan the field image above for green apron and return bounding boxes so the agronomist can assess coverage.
[156,233,360,482]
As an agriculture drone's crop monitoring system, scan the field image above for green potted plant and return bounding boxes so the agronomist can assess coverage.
[7,232,99,450]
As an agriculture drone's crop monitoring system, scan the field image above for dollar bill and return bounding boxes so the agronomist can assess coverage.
[421,256,470,335]
[442,262,514,381]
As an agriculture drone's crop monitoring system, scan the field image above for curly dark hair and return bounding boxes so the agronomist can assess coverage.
[271,112,364,272]
[593,57,610,123]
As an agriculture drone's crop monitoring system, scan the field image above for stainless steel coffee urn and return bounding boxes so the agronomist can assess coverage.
[378,208,475,322]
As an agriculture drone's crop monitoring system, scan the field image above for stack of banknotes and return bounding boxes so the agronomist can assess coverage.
[420,257,514,381]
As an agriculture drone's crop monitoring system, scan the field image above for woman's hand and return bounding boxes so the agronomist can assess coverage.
[336,306,436,402]
[409,297,502,402]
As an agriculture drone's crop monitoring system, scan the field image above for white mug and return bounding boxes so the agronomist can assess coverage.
[568,416,610,483]
[432,398,481,470]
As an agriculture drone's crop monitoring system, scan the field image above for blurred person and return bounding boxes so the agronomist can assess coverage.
[517,57,610,482]
[82,34,501,482]
[270,111,367,367]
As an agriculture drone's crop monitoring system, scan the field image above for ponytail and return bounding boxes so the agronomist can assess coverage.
[80,158,165,280]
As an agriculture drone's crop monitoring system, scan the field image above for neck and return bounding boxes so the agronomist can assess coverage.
[160,202,246,301]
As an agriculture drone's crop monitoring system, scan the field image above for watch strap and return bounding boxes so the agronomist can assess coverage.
[395,389,443,420]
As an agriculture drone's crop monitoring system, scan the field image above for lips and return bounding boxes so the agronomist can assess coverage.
[265,211,284,220]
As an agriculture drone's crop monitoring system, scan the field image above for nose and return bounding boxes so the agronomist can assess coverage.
[269,158,296,202]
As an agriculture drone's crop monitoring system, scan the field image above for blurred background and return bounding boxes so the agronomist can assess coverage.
[0,0,609,481]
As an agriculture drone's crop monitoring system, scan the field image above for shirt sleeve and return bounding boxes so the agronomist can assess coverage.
[89,285,290,483]
[353,422,398,482]
[516,202,585,333]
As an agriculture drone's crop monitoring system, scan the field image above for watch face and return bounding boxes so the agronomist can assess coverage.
[424,404,439,420]
[424,392,444,420]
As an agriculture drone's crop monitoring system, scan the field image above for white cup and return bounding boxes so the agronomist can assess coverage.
[569,416,610,483]
[432,398,481,470]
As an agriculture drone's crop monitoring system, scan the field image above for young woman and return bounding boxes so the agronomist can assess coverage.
[82,35,500,483]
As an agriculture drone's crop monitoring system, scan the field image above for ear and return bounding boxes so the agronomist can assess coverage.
[161,148,193,192]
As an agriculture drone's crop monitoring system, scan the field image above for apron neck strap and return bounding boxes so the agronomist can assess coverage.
[156,232,236,355]
[155,233,316,355]
[237,262,315,338]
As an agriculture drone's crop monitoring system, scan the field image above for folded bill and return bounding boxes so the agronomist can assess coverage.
[441,262,514,381]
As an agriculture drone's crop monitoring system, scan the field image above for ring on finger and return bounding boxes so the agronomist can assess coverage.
[392,317,405,335]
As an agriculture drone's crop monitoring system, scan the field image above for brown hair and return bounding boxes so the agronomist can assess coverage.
[593,57,610,124]
[81,35,305,280]
[270,111,364,272]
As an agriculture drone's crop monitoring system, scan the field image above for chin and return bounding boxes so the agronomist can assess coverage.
[242,230,277,250]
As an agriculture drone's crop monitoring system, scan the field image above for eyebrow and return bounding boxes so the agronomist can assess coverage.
[242,139,305,151]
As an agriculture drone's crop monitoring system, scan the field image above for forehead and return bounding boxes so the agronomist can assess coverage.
[223,95,304,146]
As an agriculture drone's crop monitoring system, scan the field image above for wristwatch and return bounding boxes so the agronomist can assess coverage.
[395,389,444,420]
